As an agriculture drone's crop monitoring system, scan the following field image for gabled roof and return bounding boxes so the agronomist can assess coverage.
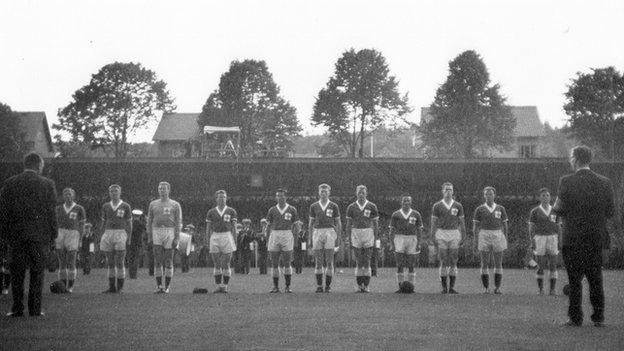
[17,111,54,151]
[420,106,544,137]
[152,113,201,141]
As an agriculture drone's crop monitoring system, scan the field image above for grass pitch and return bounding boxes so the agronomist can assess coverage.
[1,268,623,351]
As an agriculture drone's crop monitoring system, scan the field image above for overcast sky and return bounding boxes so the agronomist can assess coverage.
[1,0,623,142]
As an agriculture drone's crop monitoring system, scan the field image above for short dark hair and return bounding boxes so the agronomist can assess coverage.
[276,188,287,194]
[215,190,227,197]
[538,187,550,195]
[483,186,496,195]
[23,153,42,170]
[442,182,453,189]
[572,145,593,165]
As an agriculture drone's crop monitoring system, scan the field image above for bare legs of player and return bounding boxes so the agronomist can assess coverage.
[395,252,405,292]
[492,251,503,294]
[536,254,558,295]
[354,247,373,292]
[270,251,293,293]
[56,249,67,290]
[66,250,77,292]
[438,248,459,294]
[479,250,492,294]
[211,252,232,293]
[314,249,334,292]
[114,250,126,293]
[153,245,164,293]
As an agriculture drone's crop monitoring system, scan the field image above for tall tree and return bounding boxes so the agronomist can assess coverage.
[55,62,175,158]
[420,50,515,158]
[564,67,624,161]
[197,60,301,156]
[312,48,411,158]
[0,102,25,159]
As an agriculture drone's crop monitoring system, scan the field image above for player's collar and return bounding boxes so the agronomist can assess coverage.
[277,203,290,215]
[318,200,330,211]
[539,204,552,216]
[441,199,454,210]
[63,202,75,214]
[399,208,412,219]
[216,205,228,217]
[356,200,368,211]
[110,200,122,211]
[484,202,497,213]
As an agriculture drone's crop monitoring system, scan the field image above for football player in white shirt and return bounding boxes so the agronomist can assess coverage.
[147,182,182,293]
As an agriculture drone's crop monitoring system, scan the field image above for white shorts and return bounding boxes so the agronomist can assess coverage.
[351,228,374,249]
[152,227,175,249]
[394,235,419,255]
[435,229,461,250]
[55,229,80,251]
[100,229,127,252]
[534,235,559,256]
[478,229,507,252]
[312,228,337,250]
[268,230,294,252]
[209,232,236,254]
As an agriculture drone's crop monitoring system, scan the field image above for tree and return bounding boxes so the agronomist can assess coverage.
[0,102,25,159]
[419,50,515,158]
[312,48,411,158]
[197,60,301,157]
[55,62,175,158]
[564,67,624,161]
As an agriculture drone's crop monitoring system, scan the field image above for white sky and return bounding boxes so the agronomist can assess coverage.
[1,0,623,142]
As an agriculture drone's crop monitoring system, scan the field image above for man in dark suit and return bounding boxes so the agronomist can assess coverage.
[0,153,58,317]
[553,145,615,327]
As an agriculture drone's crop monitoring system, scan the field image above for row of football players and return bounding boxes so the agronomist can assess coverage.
[53,181,560,294]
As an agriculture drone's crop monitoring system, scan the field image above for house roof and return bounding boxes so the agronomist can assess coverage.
[152,113,201,141]
[17,111,54,151]
[420,106,544,137]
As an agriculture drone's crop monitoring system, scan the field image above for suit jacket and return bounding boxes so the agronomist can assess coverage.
[553,168,615,250]
[0,170,58,245]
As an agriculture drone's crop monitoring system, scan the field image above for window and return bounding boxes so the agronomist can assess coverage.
[520,145,536,158]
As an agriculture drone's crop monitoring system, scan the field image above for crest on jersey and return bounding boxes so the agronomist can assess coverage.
[116,209,125,217]
[364,209,371,217]
[284,213,292,221]
[409,216,416,225]
[326,209,333,217]
[451,208,458,216]
[494,211,501,219]
[224,214,231,222]
[164,207,171,215]
[69,212,77,220]
[549,214,557,222]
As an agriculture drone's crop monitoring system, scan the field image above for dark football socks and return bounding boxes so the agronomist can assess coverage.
[441,276,448,291]
[316,274,323,286]
[550,278,556,291]
[223,275,230,285]
[356,276,363,286]
[537,278,544,291]
[156,276,162,287]
[116,278,124,292]
[481,274,489,289]
[108,277,116,292]
[273,277,279,288]
[284,274,291,287]
[215,274,222,285]
[325,275,332,288]
[449,275,456,290]
[494,273,502,288]
[165,277,171,288]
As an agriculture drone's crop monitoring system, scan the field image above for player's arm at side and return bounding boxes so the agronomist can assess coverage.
[173,203,182,247]
[388,218,395,251]
[334,216,342,247]
[501,207,509,238]
[146,202,153,243]
[430,215,438,247]
[528,209,536,251]
[472,211,480,253]
[125,205,133,246]
[308,206,315,248]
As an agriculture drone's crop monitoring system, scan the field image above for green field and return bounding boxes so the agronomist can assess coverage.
[1,268,623,351]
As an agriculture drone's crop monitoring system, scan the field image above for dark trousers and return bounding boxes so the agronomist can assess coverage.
[180,254,190,273]
[293,250,304,273]
[258,251,268,274]
[127,245,142,279]
[9,240,47,315]
[80,245,92,274]
[240,251,251,274]
[146,243,154,276]
[562,246,604,324]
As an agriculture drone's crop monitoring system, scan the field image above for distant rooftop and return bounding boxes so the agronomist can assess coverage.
[152,113,201,141]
